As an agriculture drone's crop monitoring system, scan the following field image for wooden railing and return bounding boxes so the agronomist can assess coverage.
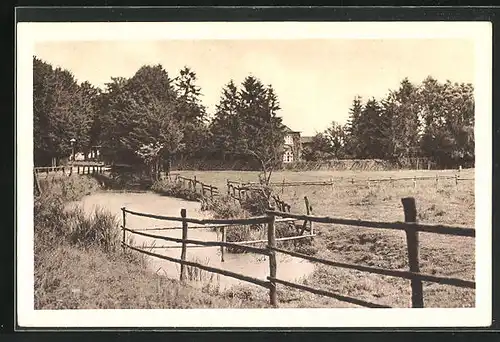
[34,164,106,176]
[226,180,294,212]
[120,196,475,308]
[226,180,260,203]
[173,175,220,199]
[230,173,474,189]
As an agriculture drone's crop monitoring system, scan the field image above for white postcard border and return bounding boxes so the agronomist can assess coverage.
[16,21,492,328]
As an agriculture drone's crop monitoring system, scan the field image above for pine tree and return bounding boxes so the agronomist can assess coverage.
[209,80,241,156]
[174,66,210,159]
[344,96,364,158]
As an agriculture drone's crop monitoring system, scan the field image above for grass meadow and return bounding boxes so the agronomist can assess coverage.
[174,168,476,308]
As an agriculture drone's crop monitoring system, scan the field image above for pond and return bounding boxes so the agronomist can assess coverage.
[69,191,315,291]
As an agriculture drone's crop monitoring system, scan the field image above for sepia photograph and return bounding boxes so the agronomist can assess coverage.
[16,21,492,328]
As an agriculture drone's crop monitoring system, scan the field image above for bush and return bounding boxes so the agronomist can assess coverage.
[204,195,245,219]
[34,172,121,256]
[34,196,67,259]
[38,176,101,201]
[151,180,202,202]
[94,168,152,190]
[240,190,270,216]
[65,206,121,253]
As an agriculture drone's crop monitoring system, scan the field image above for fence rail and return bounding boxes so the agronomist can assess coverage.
[121,195,475,308]
[34,164,106,177]
[172,174,220,200]
[228,173,474,190]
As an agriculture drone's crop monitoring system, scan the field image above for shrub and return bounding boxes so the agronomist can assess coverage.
[66,206,121,253]
[108,169,153,190]
[34,196,67,259]
[151,180,202,202]
[38,175,101,202]
[204,195,245,219]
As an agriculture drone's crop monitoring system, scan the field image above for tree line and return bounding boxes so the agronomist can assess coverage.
[34,56,474,174]
[33,56,285,181]
[303,77,475,169]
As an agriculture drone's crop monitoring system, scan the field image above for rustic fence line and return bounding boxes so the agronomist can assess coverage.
[228,173,474,190]
[34,164,106,177]
[171,174,220,200]
[120,196,475,308]
[226,180,295,212]
[34,164,107,196]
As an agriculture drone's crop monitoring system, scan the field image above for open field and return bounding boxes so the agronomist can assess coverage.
[174,169,476,308]
[175,168,474,189]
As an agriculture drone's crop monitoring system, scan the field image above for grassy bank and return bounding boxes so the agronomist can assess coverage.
[34,176,268,309]
[168,169,475,308]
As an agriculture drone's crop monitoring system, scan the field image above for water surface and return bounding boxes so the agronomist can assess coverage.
[71,191,315,290]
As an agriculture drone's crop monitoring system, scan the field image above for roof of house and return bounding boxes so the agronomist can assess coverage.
[283,125,301,133]
[300,136,314,144]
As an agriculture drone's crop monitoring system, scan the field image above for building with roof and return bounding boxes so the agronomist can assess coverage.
[282,126,313,163]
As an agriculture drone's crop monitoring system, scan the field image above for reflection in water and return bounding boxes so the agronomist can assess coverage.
[69,191,315,291]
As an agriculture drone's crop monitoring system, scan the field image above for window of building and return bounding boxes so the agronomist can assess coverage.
[284,135,293,145]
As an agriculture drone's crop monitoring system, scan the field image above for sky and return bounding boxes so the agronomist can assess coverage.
[34,39,475,136]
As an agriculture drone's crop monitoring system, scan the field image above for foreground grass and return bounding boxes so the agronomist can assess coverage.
[35,243,268,309]
[34,176,267,309]
[173,169,475,308]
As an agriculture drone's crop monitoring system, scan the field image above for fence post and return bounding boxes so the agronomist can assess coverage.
[121,207,126,254]
[193,176,197,192]
[435,174,438,187]
[180,208,188,282]
[221,226,226,262]
[401,197,424,308]
[413,176,416,189]
[304,196,313,234]
[267,208,277,307]
[227,180,230,195]
[455,174,458,186]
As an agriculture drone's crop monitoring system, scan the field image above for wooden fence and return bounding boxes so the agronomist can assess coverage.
[120,196,475,308]
[34,164,106,177]
[226,180,294,211]
[34,164,107,196]
[172,174,220,199]
[234,173,474,189]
